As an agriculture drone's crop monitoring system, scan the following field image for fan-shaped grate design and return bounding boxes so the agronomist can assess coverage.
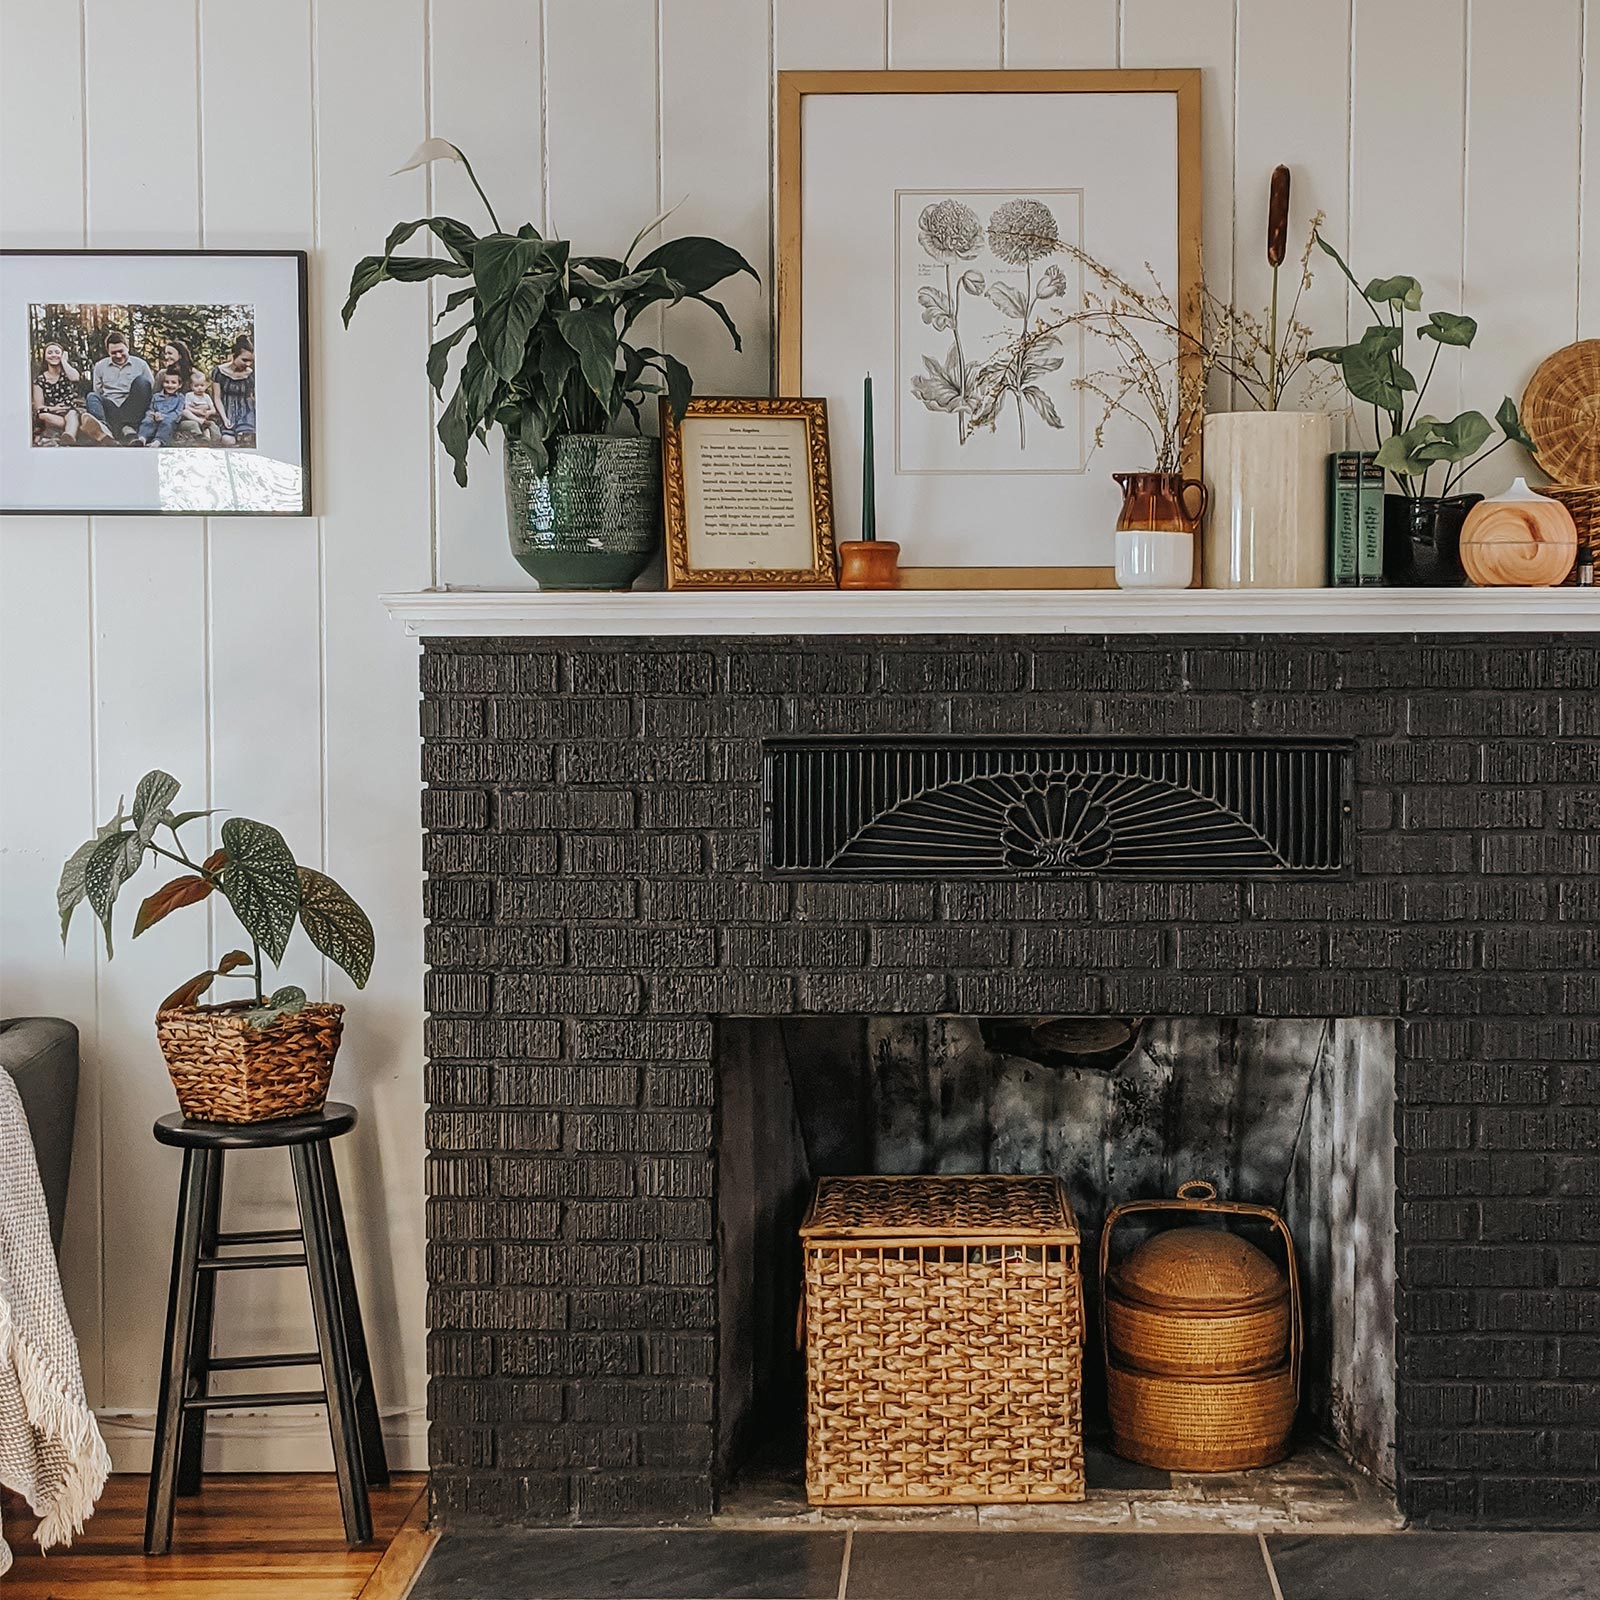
[765,739,1348,878]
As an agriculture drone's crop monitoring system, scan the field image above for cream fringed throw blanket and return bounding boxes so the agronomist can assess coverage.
[0,1067,108,1575]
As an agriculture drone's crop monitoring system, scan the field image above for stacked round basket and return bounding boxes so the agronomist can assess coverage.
[1523,340,1600,581]
[1101,1181,1301,1472]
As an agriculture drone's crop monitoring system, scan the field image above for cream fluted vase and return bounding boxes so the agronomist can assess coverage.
[1201,411,1334,588]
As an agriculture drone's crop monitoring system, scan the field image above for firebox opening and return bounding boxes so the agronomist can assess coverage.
[714,1014,1397,1525]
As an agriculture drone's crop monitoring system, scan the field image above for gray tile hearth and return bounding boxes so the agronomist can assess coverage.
[409,1529,1600,1599]
[1268,1533,1600,1599]
[410,1529,847,1599]
[842,1531,1275,1599]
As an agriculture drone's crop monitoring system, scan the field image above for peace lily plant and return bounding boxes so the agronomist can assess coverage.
[343,139,758,589]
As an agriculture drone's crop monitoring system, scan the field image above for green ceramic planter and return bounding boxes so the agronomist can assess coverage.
[504,433,662,591]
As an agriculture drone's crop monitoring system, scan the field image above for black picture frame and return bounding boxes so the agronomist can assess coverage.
[1,248,312,516]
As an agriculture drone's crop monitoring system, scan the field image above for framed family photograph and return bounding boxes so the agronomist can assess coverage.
[776,69,1200,588]
[0,249,310,516]
[660,397,837,589]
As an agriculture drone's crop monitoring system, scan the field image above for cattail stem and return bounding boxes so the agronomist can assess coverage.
[1267,262,1280,411]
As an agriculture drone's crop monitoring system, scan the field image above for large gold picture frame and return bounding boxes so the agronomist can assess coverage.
[661,396,837,590]
[776,69,1202,590]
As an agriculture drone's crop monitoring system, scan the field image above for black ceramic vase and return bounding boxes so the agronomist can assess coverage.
[1381,493,1483,587]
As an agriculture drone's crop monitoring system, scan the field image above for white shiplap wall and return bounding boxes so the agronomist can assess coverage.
[0,0,1594,1470]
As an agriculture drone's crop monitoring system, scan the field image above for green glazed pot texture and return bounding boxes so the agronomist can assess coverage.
[504,432,662,591]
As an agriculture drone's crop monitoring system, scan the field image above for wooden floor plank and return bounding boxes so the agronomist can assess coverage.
[3,1474,426,1600]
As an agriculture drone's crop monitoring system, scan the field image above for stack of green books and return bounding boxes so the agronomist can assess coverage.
[1327,452,1385,586]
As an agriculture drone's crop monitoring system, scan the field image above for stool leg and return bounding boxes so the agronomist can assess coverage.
[291,1143,372,1546]
[315,1140,389,1486]
[145,1148,209,1555]
[176,1147,224,1495]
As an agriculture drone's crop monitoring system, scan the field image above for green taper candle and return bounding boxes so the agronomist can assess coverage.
[861,371,876,542]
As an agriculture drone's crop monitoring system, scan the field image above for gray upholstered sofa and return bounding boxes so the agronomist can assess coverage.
[0,1017,79,1253]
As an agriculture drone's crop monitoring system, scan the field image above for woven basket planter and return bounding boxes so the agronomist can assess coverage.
[800,1174,1085,1506]
[155,1002,344,1124]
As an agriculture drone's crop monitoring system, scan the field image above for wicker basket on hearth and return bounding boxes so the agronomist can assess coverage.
[1102,1180,1301,1473]
[800,1173,1085,1506]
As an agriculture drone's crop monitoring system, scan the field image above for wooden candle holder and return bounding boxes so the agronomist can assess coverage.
[837,540,901,589]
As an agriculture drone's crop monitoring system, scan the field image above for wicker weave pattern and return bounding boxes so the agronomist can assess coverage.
[1523,341,1600,486]
[1106,1294,1289,1376]
[1106,1366,1298,1473]
[1541,485,1600,583]
[802,1177,1085,1505]
[156,1003,343,1123]
[803,1174,1076,1239]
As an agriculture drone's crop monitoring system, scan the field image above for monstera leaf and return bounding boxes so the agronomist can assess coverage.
[219,818,301,963]
[296,867,376,989]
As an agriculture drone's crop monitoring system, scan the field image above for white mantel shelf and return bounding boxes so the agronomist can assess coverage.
[382,586,1600,638]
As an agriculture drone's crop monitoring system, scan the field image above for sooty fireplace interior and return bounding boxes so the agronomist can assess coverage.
[716,1014,1397,1501]
[419,634,1600,1531]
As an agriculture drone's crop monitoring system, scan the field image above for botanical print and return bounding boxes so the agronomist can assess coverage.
[896,189,1084,475]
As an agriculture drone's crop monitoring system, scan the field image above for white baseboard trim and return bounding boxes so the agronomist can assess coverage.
[98,1406,428,1474]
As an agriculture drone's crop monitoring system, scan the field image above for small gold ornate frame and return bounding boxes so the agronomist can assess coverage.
[661,396,837,590]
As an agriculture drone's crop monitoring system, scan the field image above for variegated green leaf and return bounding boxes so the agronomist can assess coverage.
[132,770,181,847]
[83,829,140,957]
[57,806,128,943]
[219,817,300,964]
[296,867,375,989]
[243,985,308,1032]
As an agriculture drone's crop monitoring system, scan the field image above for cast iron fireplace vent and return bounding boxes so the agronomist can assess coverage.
[764,739,1349,878]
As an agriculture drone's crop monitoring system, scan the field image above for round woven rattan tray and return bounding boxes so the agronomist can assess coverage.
[1523,340,1600,485]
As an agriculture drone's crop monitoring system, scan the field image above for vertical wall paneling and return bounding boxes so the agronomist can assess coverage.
[1232,1,1352,414]
[660,1,773,399]
[1002,0,1120,69]
[81,1,210,1414]
[0,1,101,1391]
[199,0,325,1380]
[83,6,202,248]
[429,0,545,587]
[1581,4,1600,337]
[1461,0,1581,494]
[1349,0,1468,450]
[313,0,432,1459]
[1121,0,1237,410]
[889,0,1003,69]
[775,0,888,69]
[543,0,660,259]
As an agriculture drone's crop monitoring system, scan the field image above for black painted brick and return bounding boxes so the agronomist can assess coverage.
[418,631,1600,1533]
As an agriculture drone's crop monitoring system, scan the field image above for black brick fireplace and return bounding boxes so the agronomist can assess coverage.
[416,631,1600,1532]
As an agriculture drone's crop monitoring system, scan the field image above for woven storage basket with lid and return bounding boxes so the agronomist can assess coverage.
[800,1173,1084,1506]
[1102,1180,1300,1472]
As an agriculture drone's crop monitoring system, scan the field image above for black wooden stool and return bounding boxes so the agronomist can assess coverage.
[144,1102,388,1554]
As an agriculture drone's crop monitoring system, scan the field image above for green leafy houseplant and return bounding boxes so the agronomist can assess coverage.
[57,770,373,1031]
[341,140,758,488]
[1309,235,1534,500]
